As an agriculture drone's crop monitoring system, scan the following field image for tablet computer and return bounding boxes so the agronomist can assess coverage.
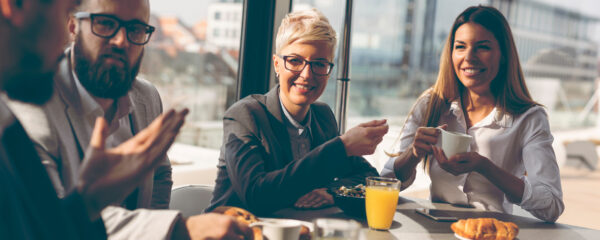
[415,208,458,222]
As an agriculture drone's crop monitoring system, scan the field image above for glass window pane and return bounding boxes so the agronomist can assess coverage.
[291,0,346,109]
[143,0,243,185]
[297,0,600,228]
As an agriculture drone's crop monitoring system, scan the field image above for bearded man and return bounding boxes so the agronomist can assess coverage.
[5,0,253,239]
[8,0,171,208]
[0,0,190,238]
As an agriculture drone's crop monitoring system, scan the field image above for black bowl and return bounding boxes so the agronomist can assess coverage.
[329,189,366,219]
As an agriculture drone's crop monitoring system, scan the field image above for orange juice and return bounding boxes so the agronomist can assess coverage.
[365,186,399,230]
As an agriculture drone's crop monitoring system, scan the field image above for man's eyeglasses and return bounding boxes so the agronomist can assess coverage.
[279,55,334,76]
[74,12,155,45]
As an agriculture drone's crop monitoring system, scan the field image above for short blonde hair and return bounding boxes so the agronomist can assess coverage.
[275,8,337,57]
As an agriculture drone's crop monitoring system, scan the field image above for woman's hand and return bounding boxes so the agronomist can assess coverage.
[410,124,446,159]
[294,188,334,209]
[340,119,389,157]
[431,146,525,204]
[431,145,489,175]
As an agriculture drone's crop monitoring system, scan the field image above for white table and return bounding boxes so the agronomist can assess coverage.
[271,197,600,240]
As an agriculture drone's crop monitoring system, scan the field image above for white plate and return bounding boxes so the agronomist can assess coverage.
[454,233,518,240]
[257,218,314,231]
[454,233,471,240]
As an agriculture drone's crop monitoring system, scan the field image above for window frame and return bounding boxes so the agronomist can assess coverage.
[235,0,291,102]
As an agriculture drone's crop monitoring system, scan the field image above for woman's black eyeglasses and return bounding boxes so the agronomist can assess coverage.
[279,55,334,76]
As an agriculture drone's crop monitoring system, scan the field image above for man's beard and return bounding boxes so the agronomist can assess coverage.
[2,49,56,105]
[72,34,142,99]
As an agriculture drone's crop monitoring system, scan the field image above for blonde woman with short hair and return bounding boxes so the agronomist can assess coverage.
[382,6,564,222]
[208,9,388,215]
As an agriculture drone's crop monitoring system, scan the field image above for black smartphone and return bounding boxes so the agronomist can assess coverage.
[415,208,458,222]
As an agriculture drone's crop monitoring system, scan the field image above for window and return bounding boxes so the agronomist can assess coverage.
[142,0,243,169]
[139,0,599,229]
[292,0,490,172]
[292,1,600,225]
[291,0,346,109]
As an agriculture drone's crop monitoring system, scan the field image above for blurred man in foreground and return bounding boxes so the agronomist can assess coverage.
[0,0,186,238]
[0,0,252,239]
[8,0,177,237]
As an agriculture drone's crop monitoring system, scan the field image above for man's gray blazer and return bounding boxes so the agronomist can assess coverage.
[7,49,180,239]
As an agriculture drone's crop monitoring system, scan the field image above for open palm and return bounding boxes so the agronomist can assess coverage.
[77,109,188,218]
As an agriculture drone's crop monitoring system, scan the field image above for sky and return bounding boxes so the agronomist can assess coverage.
[147,0,600,41]
[149,0,218,25]
[543,0,600,19]
[148,0,600,23]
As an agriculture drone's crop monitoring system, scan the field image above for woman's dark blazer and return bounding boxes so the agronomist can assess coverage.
[207,86,378,215]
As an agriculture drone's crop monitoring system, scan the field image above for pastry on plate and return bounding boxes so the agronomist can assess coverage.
[299,225,311,240]
[451,218,518,240]
[212,206,313,240]
[212,206,259,225]
[211,206,262,239]
[211,206,312,240]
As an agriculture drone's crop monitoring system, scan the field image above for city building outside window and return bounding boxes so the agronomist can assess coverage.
[293,1,600,229]
[142,0,243,184]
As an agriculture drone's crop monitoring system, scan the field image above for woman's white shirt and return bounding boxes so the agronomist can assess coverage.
[381,93,564,222]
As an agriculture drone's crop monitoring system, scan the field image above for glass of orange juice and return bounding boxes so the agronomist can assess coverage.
[365,176,401,230]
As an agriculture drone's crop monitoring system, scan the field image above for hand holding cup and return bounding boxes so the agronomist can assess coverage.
[410,124,447,159]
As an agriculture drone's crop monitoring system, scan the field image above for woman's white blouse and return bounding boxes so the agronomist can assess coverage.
[381,94,564,222]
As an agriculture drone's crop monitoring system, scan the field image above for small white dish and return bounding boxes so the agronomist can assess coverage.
[251,218,313,240]
[258,218,313,231]
[454,233,471,240]
[454,233,518,240]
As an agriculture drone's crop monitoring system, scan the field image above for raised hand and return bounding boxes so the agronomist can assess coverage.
[340,119,389,156]
[294,188,334,209]
[431,145,488,176]
[410,124,446,159]
[76,109,188,219]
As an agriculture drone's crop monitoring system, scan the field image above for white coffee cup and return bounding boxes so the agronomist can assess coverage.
[250,219,302,240]
[437,128,473,158]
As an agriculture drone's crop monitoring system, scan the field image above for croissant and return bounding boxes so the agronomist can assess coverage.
[212,206,259,225]
[451,218,519,240]
[211,206,263,239]
[211,206,312,240]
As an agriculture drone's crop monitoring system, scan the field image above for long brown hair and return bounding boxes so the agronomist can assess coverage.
[389,6,539,168]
